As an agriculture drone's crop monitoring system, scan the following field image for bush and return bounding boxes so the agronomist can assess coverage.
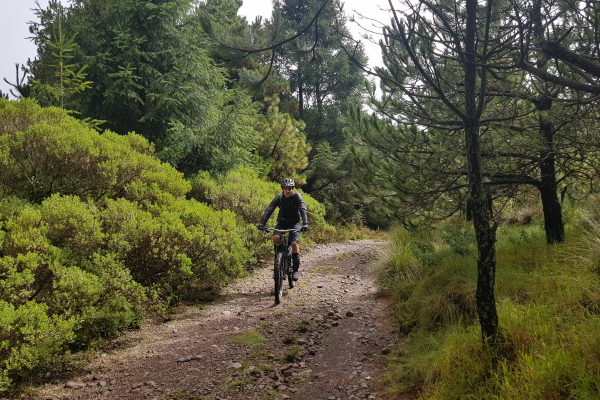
[0,98,189,205]
[0,301,76,391]
[0,99,262,392]
[49,255,147,346]
[441,224,475,256]
[40,194,103,260]
[101,198,247,300]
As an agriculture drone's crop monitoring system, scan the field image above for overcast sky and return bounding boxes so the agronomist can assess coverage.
[0,0,390,98]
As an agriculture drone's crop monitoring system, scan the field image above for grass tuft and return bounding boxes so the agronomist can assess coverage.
[228,331,266,347]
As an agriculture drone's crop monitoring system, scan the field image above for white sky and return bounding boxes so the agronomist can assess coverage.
[0,0,391,98]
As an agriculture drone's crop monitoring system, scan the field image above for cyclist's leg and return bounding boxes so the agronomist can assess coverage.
[273,223,284,252]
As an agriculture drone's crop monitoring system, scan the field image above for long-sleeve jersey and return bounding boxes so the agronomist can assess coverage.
[260,192,308,226]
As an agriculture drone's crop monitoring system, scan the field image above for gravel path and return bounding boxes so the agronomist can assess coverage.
[28,240,397,400]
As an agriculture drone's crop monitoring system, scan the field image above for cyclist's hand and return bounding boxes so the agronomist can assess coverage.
[301,225,309,232]
[257,223,265,231]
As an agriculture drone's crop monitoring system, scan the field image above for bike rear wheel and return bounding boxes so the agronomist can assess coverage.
[274,252,284,304]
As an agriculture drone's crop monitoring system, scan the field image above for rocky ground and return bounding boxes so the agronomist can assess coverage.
[26,240,398,400]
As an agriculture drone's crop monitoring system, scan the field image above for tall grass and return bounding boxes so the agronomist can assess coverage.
[379,219,600,399]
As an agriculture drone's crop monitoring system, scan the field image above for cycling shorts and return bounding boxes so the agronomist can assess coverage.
[274,222,302,244]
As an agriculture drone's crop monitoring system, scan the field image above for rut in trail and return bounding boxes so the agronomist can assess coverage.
[30,240,397,400]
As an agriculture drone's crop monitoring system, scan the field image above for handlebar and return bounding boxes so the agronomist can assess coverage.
[261,228,301,233]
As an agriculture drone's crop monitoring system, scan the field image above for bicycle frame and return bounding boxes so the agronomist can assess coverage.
[262,228,300,304]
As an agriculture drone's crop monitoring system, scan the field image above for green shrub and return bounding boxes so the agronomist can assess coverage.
[0,203,49,257]
[0,252,48,306]
[0,98,189,205]
[441,224,475,255]
[49,255,147,345]
[40,194,103,260]
[0,99,265,391]
[0,300,76,391]
[189,168,275,223]
[101,198,247,300]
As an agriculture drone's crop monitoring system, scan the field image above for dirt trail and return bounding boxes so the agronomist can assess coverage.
[29,240,397,400]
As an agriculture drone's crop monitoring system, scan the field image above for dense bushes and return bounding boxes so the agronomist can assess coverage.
[0,98,341,392]
[379,221,600,399]
[0,99,249,390]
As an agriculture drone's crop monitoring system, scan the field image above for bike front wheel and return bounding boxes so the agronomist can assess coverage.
[288,262,295,289]
[274,252,284,304]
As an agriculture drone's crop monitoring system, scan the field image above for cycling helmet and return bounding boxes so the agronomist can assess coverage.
[280,178,295,187]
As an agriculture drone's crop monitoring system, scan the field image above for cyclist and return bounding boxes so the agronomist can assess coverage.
[257,178,309,281]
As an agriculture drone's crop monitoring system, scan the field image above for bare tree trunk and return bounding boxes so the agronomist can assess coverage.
[538,100,565,244]
[298,83,304,119]
[465,0,498,341]
[465,123,499,340]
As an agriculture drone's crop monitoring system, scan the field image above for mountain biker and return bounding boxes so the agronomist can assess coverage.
[257,178,309,281]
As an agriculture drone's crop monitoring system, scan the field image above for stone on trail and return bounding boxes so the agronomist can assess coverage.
[65,381,86,389]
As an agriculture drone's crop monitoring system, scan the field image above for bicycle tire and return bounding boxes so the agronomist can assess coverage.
[274,252,284,304]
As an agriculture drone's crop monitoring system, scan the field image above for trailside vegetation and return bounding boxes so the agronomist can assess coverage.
[378,213,600,399]
[0,99,249,390]
[0,99,338,393]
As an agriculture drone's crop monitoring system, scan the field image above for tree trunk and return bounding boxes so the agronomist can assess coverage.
[466,199,473,222]
[298,83,304,119]
[466,124,499,340]
[464,0,498,341]
[539,180,564,244]
[538,100,565,244]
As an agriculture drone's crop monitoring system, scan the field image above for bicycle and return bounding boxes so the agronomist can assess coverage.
[260,228,300,305]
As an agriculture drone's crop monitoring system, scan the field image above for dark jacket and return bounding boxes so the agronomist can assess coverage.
[260,192,308,226]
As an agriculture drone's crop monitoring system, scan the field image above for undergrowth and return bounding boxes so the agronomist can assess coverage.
[379,218,600,399]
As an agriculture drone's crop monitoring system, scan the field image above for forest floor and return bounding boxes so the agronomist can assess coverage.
[25,240,400,400]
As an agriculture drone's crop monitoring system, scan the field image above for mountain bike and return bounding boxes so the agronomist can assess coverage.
[261,228,300,305]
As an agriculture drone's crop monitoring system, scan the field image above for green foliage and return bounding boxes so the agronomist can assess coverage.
[255,96,311,185]
[0,301,76,391]
[40,194,103,260]
[28,0,261,174]
[441,225,476,256]
[347,108,467,226]
[0,99,257,391]
[380,222,600,399]
[304,142,377,226]
[189,168,280,224]
[0,98,189,204]
[572,196,600,270]
[274,0,367,147]
[189,167,335,244]
[100,197,248,301]
[28,3,92,109]
[0,199,148,344]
